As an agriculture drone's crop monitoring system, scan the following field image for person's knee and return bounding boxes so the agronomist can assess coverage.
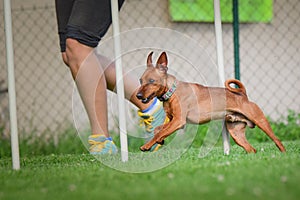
[61,52,69,66]
[65,38,93,76]
[65,38,81,63]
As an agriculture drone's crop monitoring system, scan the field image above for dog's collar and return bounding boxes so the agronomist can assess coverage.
[158,80,177,101]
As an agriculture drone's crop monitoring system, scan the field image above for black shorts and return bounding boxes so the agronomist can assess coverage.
[55,0,125,52]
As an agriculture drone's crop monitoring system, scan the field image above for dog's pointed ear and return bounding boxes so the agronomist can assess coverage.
[156,52,168,73]
[147,51,154,67]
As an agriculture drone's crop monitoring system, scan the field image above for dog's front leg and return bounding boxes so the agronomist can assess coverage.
[140,118,185,151]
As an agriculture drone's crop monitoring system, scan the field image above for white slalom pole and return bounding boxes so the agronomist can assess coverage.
[214,0,225,84]
[213,0,230,155]
[110,0,128,162]
[4,0,21,169]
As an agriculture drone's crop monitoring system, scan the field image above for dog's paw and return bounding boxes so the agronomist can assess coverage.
[140,145,150,152]
[157,139,165,145]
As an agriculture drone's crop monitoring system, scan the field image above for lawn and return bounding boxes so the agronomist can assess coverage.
[0,140,299,200]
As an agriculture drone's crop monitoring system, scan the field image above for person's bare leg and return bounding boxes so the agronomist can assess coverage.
[96,53,151,110]
[64,39,109,137]
[96,53,167,152]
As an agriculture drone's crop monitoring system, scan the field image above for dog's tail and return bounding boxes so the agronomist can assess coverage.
[225,79,247,96]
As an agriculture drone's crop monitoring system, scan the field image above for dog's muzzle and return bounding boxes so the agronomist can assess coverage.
[136,92,152,104]
[136,92,143,100]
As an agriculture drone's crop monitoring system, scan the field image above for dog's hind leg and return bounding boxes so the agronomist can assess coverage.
[242,102,286,152]
[225,121,256,153]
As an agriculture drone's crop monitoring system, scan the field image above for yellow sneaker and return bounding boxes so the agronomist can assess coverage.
[138,97,169,152]
[88,134,118,155]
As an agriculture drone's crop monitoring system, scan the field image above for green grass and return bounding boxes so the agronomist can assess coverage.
[0,111,299,199]
[0,140,299,200]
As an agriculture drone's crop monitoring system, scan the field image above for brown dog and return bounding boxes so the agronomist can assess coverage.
[136,52,286,153]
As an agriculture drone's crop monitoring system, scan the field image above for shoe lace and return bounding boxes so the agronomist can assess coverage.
[138,110,154,132]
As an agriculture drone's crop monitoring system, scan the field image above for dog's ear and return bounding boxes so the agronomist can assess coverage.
[156,52,168,73]
[147,51,154,67]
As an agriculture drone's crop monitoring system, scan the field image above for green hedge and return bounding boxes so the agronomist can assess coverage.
[0,110,299,158]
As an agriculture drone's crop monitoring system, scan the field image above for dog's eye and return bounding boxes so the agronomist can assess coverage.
[149,79,155,84]
[139,79,143,85]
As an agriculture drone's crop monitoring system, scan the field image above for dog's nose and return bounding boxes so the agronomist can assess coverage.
[136,92,143,99]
